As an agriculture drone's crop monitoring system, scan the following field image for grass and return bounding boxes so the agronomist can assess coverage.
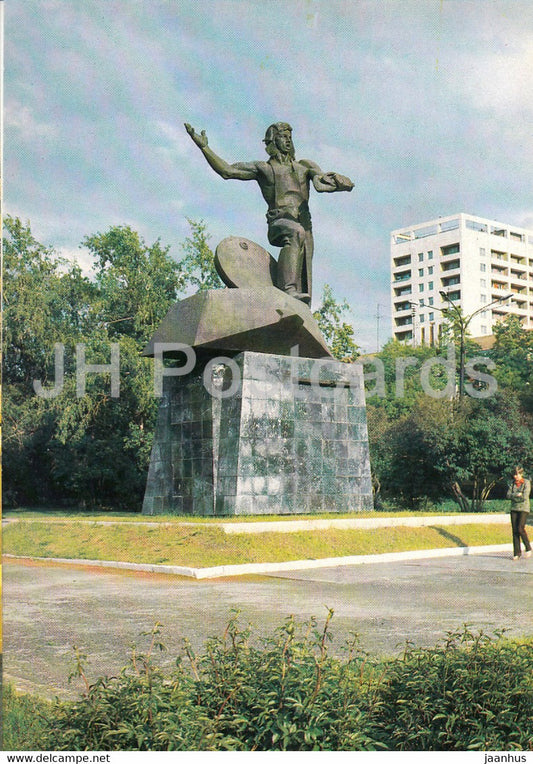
[3,498,509,523]
[2,683,51,750]
[2,519,511,568]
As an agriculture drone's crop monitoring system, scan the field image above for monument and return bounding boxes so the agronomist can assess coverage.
[142,123,373,516]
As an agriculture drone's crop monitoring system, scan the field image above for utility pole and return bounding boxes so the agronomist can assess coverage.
[375,303,381,353]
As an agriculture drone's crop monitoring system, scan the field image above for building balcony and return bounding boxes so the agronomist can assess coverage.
[441,258,461,272]
[394,302,412,312]
[395,316,413,327]
[393,255,411,268]
[394,328,413,340]
[441,275,460,288]
[491,264,509,274]
[440,244,460,257]
[393,285,412,297]
[393,271,411,282]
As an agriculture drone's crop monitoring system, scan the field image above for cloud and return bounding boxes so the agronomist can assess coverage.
[55,247,97,278]
[6,0,533,351]
[5,101,57,142]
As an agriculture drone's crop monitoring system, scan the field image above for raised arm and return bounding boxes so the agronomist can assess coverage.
[184,124,259,181]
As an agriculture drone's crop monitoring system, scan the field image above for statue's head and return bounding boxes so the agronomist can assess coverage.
[263,122,295,160]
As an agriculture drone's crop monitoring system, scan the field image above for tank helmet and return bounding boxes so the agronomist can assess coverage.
[263,122,292,144]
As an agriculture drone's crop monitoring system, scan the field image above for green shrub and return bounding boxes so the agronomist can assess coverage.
[369,627,533,750]
[10,617,533,751]
[178,610,381,751]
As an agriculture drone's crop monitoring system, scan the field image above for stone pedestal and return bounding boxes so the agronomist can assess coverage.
[142,351,373,516]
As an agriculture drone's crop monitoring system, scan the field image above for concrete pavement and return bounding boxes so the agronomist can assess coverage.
[3,550,533,699]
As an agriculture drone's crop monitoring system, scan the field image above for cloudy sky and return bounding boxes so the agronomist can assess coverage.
[5,0,533,352]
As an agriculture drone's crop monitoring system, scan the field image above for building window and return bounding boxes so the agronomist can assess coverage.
[419,283,424,292]
[419,314,425,323]
[428,250,433,259]
[481,325,487,334]
[418,268,424,277]
[428,266,434,275]
[429,297,434,305]
[480,263,486,272]
[480,294,487,303]
[418,253,424,262]
[428,281,434,290]
[480,247,486,256]
[429,312,434,321]
[480,278,486,287]
[419,299,424,307]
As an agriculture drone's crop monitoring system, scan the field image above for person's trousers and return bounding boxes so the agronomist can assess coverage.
[510,510,531,557]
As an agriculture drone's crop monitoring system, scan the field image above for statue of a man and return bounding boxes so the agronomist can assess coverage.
[184,122,353,304]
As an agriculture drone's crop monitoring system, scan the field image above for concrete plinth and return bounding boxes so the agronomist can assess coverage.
[142,351,373,516]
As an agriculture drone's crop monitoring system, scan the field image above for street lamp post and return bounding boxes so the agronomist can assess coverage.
[438,290,513,398]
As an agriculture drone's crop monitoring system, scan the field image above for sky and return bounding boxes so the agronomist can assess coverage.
[5,0,533,352]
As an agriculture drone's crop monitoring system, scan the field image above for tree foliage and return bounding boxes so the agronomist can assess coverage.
[313,284,359,362]
[177,218,223,292]
[367,330,533,510]
[3,217,186,509]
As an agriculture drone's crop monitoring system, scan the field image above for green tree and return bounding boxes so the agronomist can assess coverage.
[2,216,98,505]
[83,225,184,345]
[313,284,359,362]
[443,393,533,511]
[364,339,444,419]
[370,393,533,511]
[3,215,95,387]
[489,315,533,397]
[177,218,223,292]
[3,219,187,509]
[369,397,453,510]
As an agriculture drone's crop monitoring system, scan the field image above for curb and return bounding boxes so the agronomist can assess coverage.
[1,513,512,534]
[220,514,510,534]
[3,544,512,580]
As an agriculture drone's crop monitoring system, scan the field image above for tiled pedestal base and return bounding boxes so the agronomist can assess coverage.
[142,351,373,516]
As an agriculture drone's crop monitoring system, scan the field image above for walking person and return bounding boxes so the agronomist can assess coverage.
[506,466,532,560]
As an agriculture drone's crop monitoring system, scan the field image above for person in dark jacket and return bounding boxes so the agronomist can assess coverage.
[506,466,531,560]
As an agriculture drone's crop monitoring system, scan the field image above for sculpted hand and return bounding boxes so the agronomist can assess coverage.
[320,172,338,188]
[184,123,208,149]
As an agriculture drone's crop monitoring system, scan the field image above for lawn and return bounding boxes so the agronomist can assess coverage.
[3,518,511,568]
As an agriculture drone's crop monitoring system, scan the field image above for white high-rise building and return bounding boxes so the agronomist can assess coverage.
[390,213,533,346]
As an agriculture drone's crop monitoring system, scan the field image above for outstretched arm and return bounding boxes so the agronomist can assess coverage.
[300,159,354,193]
[184,123,259,181]
[313,172,354,192]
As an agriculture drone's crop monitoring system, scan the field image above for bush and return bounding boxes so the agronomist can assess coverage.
[7,617,533,751]
[370,628,533,750]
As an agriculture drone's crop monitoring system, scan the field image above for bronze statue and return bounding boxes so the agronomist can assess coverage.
[184,122,354,304]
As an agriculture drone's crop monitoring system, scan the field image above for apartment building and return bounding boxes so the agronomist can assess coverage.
[391,213,533,346]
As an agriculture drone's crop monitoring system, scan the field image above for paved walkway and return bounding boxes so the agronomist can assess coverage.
[4,550,532,699]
